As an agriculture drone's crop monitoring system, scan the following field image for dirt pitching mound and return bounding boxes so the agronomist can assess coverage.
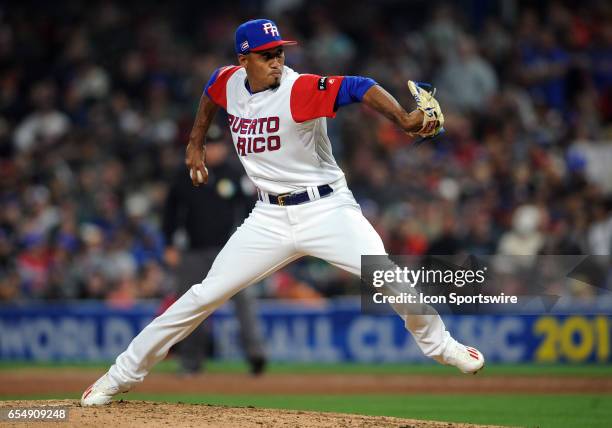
[1,400,502,428]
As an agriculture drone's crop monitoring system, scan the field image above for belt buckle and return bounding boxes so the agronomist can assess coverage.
[277,194,289,206]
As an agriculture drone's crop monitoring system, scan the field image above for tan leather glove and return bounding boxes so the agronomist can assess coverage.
[407,80,445,138]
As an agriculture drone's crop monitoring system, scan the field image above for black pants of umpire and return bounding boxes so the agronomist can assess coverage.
[175,248,266,373]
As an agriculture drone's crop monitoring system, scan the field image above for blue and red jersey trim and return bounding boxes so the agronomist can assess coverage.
[290,75,345,123]
[206,68,376,120]
[335,76,377,108]
[205,66,242,109]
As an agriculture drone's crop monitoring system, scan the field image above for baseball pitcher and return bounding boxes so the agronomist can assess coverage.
[81,19,484,406]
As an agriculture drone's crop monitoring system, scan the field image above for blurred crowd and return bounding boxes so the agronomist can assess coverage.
[0,0,611,302]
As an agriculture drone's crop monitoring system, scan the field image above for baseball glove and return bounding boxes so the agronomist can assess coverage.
[407,80,445,138]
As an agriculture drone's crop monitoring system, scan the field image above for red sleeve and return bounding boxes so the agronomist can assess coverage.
[290,75,345,123]
[205,66,242,109]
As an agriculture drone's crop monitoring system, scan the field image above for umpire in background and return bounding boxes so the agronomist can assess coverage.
[162,124,267,375]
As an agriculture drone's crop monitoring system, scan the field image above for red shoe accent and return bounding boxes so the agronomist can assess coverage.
[467,350,480,360]
[82,384,94,400]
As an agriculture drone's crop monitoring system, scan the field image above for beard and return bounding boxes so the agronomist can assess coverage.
[268,76,281,90]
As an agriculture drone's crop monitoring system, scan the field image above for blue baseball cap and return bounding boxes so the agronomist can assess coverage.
[235,19,297,54]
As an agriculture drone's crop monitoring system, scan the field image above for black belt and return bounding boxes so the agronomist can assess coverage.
[260,184,333,206]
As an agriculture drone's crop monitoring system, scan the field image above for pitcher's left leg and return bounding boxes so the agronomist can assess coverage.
[297,193,484,372]
[294,195,449,358]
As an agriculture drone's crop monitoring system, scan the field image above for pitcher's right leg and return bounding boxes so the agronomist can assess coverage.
[82,204,302,405]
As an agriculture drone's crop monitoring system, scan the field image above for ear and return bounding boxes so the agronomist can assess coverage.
[238,54,249,67]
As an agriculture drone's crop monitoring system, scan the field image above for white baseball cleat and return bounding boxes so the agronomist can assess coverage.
[80,373,130,406]
[434,339,485,374]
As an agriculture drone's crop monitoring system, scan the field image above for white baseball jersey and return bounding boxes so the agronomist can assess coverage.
[207,65,345,194]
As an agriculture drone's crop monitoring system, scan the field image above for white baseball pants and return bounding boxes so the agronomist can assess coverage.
[108,184,450,388]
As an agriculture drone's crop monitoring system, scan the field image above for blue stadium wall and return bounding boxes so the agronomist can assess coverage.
[0,299,609,363]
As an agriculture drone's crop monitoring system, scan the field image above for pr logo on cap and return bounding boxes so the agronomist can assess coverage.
[262,22,279,37]
[235,19,297,54]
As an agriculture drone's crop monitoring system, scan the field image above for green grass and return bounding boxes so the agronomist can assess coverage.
[2,361,611,426]
[1,360,612,377]
[2,393,611,428]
